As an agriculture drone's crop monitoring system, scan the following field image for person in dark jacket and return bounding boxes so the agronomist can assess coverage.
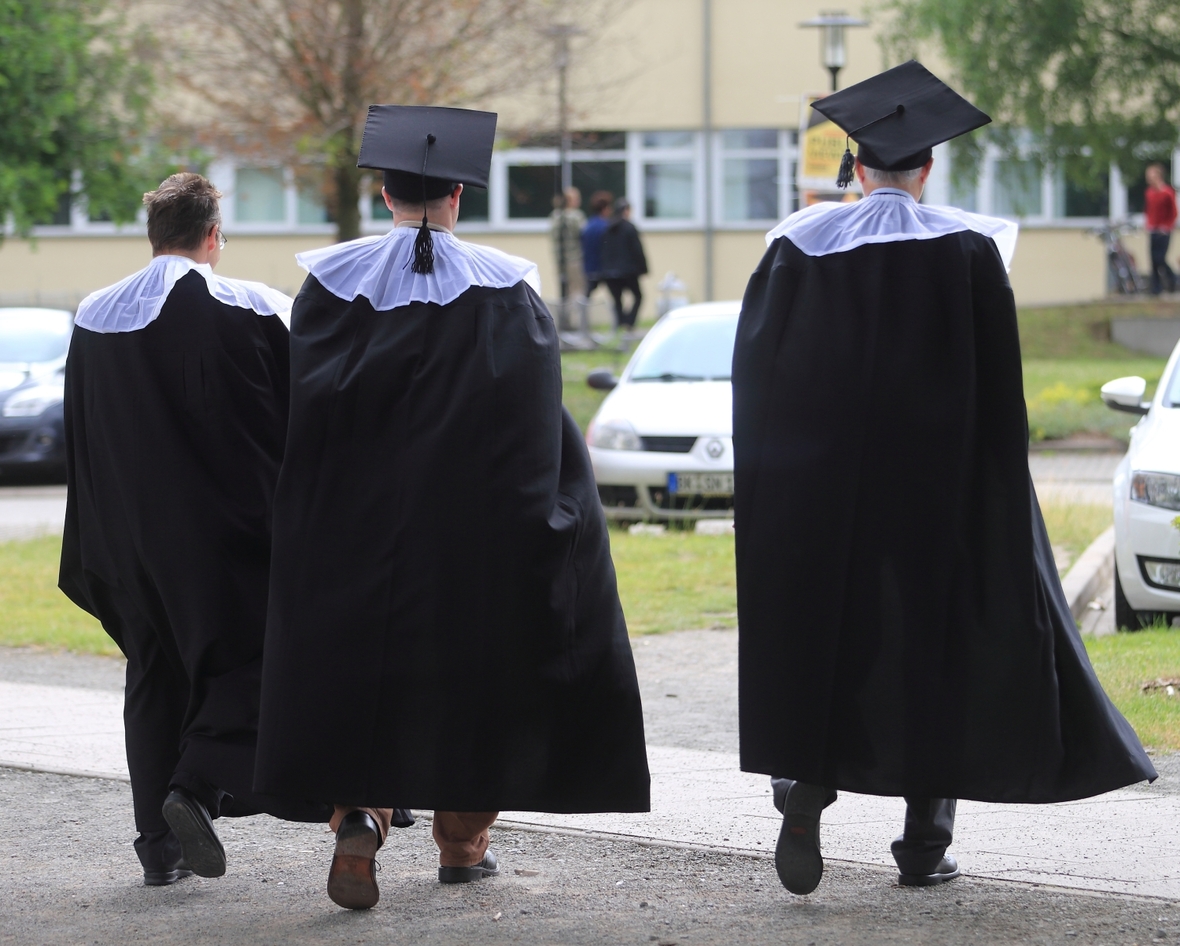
[581,190,614,296]
[59,173,329,888]
[600,197,648,330]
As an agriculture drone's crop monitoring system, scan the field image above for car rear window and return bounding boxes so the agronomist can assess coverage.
[0,309,72,363]
[628,316,738,382]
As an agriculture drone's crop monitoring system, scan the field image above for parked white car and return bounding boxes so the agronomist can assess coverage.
[1102,342,1180,628]
[585,301,739,521]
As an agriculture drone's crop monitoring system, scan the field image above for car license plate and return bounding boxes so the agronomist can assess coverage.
[668,472,734,495]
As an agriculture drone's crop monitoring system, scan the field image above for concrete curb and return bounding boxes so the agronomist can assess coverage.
[1062,525,1116,621]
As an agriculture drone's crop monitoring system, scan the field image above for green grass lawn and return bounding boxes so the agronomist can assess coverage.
[1085,628,1180,752]
[1017,300,1177,444]
[0,536,115,656]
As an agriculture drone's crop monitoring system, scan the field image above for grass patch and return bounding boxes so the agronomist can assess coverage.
[1085,628,1180,751]
[610,528,736,635]
[1040,501,1112,568]
[1024,358,1165,443]
[0,536,113,656]
[1017,299,1180,360]
[561,347,635,432]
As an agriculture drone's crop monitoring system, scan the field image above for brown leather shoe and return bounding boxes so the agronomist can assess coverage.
[327,811,382,909]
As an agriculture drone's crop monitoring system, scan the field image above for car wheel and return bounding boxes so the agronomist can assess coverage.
[1114,564,1144,631]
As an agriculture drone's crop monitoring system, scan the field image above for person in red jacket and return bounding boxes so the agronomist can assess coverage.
[1145,163,1177,295]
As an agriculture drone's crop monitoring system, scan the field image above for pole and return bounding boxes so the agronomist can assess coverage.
[556,32,570,307]
[702,0,714,302]
[829,65,840,91]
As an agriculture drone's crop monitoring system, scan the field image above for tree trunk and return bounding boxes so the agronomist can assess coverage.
[333,146,362,243]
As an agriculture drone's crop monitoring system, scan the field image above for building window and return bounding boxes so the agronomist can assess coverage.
[1055,168,1108,218]
[460,186,489,222]
[721,130,780,221]
[507,164,558,219]
[992,157,1043,218]
[644,162,694,219]
[297,181,331,225]
[235,168,286,223]
[572,161,626,205]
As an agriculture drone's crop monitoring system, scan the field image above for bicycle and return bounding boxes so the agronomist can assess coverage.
[1089,222,1146,295]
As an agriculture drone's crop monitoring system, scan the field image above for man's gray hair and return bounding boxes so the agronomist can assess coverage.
[862,165,924,187]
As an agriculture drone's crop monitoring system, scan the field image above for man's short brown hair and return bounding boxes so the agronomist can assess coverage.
[143,173,222,253]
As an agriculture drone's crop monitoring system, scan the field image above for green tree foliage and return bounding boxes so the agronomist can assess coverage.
[0,0,161,235]
[883,0,1180,183]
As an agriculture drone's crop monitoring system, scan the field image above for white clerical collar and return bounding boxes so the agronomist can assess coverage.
[765,191,1019,272]
[74,255,293,334]
[295,227,542,311]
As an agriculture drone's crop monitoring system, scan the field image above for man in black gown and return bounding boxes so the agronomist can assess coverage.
[732,62,1157,896]
[254,106,650,911]
[59,173,329,886]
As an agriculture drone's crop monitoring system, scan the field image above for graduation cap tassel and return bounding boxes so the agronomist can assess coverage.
[836,137,856,190]
[411,134,437,275]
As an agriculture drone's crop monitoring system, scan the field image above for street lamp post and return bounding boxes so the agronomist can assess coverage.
[799,11,868,91]
[542,23,584,315]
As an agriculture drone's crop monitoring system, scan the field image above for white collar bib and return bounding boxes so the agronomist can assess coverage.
[295,227,542,311]
[766,189,1019,272]
[74,256,293,334]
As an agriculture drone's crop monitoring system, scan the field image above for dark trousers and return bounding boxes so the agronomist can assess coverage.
[606,276,642,329]
[89,581,327,872]
[771,778,955,874]
[1150,232,1175,295]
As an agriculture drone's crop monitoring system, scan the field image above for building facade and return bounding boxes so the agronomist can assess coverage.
[2,0,1177,313]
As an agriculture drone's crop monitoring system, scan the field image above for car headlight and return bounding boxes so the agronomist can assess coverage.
[1130,472,1180,511]
[587,418,643,451]
[2,384,64,418]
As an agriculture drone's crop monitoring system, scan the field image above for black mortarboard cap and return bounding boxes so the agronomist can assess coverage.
[810,60,990,187]
[358,105,497,187]
[358,105,497,275]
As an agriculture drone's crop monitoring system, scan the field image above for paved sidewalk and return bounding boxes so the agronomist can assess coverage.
[0,485,66,541]
[2,632,1176,902]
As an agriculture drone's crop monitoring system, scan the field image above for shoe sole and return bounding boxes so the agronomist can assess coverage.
[438,863,500,884]
[328,827,380,909]
[898,867,961,887]
[775,784,828,895]
[143,868,193,887]
[161,797,226,878]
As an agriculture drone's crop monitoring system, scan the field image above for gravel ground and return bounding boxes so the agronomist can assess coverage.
[1,768,1178,946]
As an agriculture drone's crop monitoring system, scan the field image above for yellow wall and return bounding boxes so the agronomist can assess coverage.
[0,234,335,307]
[1007,228,1108,306]
[5,225,1159,314]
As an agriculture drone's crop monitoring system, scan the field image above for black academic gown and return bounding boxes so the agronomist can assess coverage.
[733,229,1156,804]
[254,275,650,813]
[59,270,328,827]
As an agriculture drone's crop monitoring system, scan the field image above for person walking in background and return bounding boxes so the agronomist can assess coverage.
[58,173,329,888]
[549,186,586,329]
[1145,162,1177,295]
[733,62,1156,899]
[581,190,614,297]
[600,197,648,332]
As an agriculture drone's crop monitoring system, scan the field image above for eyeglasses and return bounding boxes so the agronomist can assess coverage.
[215,229,228,250]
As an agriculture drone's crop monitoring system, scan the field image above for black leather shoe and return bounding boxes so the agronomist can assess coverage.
[899,855,960,887]
[144,858,193,887]
[327,811,383,910]
[438,850,500,884]
[162,788,226,878]
[775,782,830,895]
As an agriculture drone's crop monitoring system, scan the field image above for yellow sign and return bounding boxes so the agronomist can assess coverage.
[797,94,857,196]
